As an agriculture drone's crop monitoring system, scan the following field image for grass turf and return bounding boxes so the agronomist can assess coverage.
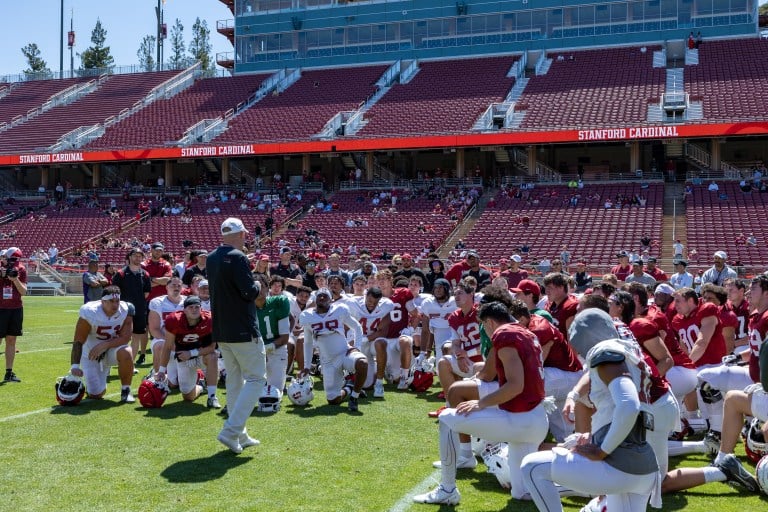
[0,296,765,510]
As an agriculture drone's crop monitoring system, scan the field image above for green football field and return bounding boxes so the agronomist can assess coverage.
[0,296,764,511]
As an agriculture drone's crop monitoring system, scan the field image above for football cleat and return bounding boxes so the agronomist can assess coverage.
[217,432,243,454]
[348,394,359,412]
[286,375,314,406]
[207,395,222,409]
[413,485,460,505]
[55,373,85,406]
[120,388,136,404]
[4,370,21,383]
[373,381,385,398]
[428,405,447,418]
[703,430,722,458]
[716,454,759,492]
[138,379,169,408]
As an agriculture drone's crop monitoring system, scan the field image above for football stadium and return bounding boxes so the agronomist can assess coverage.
[1,0,768,510]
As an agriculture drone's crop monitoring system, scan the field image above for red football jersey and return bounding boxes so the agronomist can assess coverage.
[547,296,579,340]
[528,314,581,372]
[493,323,545,413]
[142,258,173,301]
[647,305,695,369]
[447,304,482,361]
[611,264,632,282]
[164,310,213,351]
[727,299,751,340]
[748,309,768,383]
[671,302,726,367]
[386,287,414,338]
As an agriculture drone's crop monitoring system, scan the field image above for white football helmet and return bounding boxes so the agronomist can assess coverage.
[471,437,490,457]
[481,443,511,489]
[257,384,282,412]
[756,454,768,496]
[287,375,314,406]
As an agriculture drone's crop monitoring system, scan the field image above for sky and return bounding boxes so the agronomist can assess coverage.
[0,0,233,78]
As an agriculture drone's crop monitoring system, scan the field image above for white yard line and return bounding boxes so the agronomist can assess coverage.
[0,392,120,423]
[3,346,70,354]
[388,469,440,512]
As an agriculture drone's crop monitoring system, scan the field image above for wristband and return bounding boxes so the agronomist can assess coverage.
[71,364,80,370]
[190,349,200,358]
[566,390,580,402]
[159,366,167,374]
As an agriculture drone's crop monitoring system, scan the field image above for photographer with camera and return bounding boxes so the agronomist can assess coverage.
[0,247,27,383]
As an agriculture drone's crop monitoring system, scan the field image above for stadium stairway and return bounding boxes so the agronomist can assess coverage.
[438,191,493,260]
[661,182,687,271]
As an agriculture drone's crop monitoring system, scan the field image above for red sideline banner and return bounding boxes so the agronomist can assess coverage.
[3,121,768,167]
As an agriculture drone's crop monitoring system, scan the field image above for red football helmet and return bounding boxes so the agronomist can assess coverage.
[743,418,768,464]
[138,379,169,408]
[55,374,85,406]
[409,369,434,392]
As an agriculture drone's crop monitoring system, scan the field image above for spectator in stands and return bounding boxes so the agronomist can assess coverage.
[571,260,592,292]
[701,251,738,286]
[82,259,109,304]
[537,256,551,275]
[688,31,695,49]
[550,259,568,276]
[611,250,633,281]
[559,246,571,267]
[47,243,58,265]
[708,181,719,192]
[673,239,685,259]
[747,234,758,247]
[695,31,702,48]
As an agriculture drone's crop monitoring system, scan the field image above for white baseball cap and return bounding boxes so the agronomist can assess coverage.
[714,251,727,260]
[221,217,248,235]
[654,283,675,296]
[510,255,522,263]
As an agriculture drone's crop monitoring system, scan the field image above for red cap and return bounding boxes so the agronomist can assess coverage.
[259,254,269,261]
[511,279,540,295]
[401,253,413,260]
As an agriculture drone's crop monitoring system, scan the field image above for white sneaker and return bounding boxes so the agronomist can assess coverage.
[413,485,460,505]
[580,495,606,512]
[217,432,243,454]
[374,381,385,398]
[397,377,410,390]
[432,454,477,469]
[238,433,260,449]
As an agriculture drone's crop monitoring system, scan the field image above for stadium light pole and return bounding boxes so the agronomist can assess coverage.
[60,0,64,74]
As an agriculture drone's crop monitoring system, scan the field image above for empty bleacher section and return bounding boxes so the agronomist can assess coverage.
[685,181,768,268]
[0,77,90,129]
[281,189,468,260]
[84,74,271,150]
[0,71,180,154]
[516,46,665,129]
[356,56,517,136]
[462,183,664,267]
[211,65,387,143]
[685,38,768,122]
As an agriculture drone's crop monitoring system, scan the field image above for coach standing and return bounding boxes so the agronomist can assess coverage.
[207,217,265,454]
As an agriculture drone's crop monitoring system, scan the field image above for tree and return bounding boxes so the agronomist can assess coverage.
[80,19,115,72]
[21,43,51,78]
[167,18,187,70]
[137,35,157,72]
[189,17,213,74]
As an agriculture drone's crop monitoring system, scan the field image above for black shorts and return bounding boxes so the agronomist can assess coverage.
[0,308,23,338]
[132,312,148,335]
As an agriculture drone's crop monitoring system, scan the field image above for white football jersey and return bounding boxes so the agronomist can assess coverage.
[348,296,395,336]
[80,300,132,350]
[301,303,364,362]
[419,296,457,331]
[148,295,184,338]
